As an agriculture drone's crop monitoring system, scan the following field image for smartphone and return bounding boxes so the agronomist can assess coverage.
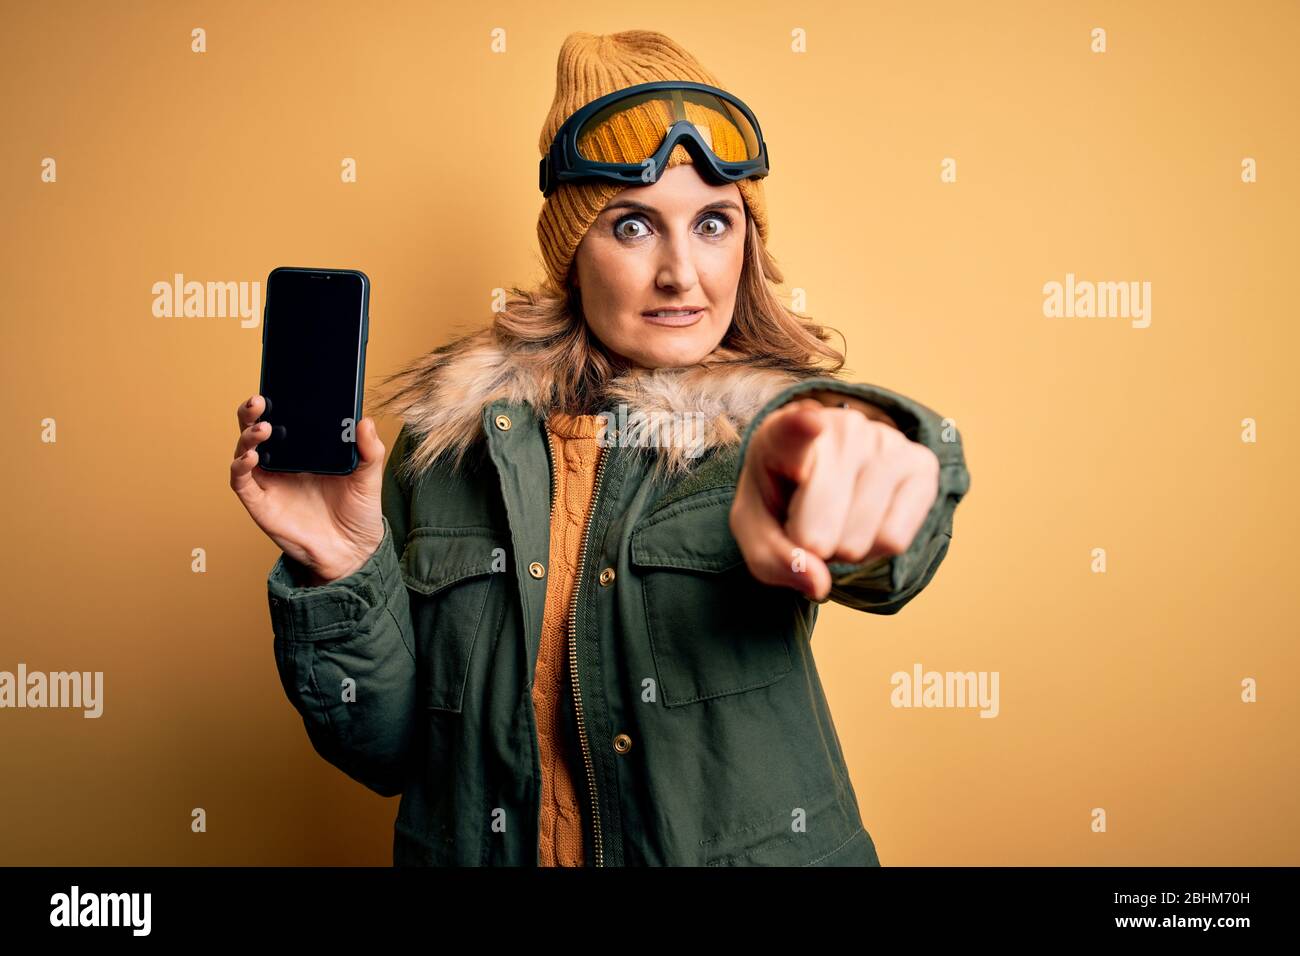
[255,266,369,474]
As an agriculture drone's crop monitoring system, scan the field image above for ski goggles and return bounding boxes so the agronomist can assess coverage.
[539,80,770,198]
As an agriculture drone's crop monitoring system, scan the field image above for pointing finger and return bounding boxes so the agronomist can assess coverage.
[731,465,831,600]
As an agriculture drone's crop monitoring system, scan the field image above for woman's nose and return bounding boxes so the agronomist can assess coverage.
[654,233,700,290]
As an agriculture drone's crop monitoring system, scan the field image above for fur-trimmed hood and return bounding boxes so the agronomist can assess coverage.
[368,327,825,483]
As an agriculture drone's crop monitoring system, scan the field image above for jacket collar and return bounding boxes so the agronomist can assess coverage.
[373,328,808,482]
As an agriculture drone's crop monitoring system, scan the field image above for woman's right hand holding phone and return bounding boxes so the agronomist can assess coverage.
[230,394,387,586]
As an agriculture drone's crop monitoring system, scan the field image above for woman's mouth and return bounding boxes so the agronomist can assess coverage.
[642,307,705,327]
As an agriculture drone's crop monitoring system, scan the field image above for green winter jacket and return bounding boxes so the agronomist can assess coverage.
[266,341,970,867]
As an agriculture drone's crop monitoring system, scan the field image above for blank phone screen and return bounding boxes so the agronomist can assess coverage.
[258,269,366,474]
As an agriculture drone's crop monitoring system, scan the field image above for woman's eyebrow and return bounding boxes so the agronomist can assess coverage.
[601,198,743,216]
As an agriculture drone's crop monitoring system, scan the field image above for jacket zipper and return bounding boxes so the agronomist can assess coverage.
[543,419,610,867]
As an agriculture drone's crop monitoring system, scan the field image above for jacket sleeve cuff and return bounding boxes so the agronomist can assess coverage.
[736,377,971,611]
[267,515,403,643]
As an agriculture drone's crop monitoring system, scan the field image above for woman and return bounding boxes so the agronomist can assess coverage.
[231,30,970,866]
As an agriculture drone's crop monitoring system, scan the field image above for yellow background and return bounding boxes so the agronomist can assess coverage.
[2,0,1296,864]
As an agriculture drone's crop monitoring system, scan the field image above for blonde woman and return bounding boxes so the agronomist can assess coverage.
[231,30,970,866]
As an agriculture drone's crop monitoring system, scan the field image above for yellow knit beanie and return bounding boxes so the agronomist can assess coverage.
[536,30,771,294]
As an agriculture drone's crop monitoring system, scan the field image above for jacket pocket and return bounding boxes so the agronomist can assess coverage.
[630,489,797,707]
[399,526,509,713]
[702,784,877,866]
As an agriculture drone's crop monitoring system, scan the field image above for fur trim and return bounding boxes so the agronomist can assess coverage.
[368,327,815,483]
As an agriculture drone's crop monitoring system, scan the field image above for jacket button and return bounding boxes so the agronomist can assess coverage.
[494,414,511,431]
[528,561,545,579]
[598,567,615,586]
[613,733,632,754]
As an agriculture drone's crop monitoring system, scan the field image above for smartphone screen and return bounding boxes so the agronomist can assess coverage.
[256,267,369,474]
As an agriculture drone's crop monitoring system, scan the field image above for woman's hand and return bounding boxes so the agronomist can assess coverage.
[730,398,940,601]
[229,394,386,585]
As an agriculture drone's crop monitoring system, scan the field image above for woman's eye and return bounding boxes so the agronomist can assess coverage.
[614,216,651,240]
[697,213,732,238]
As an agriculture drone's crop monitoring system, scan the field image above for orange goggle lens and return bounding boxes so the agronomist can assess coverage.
[574,87,762,166]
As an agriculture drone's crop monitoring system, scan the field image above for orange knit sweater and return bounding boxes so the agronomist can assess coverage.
[533,411,603,866]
